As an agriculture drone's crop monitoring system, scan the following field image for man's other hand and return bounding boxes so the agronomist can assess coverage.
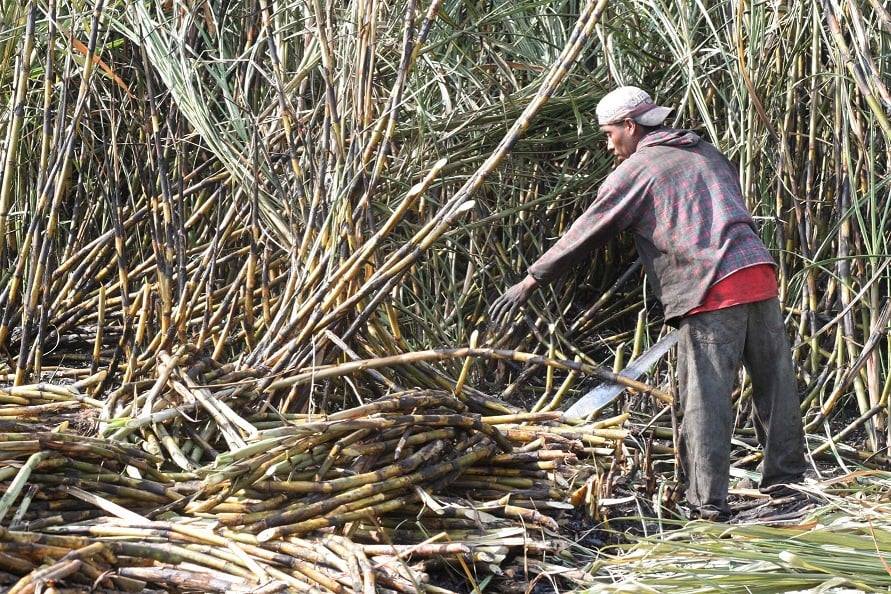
[488,275,538,331]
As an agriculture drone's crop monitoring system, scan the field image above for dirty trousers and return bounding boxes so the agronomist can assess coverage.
[677,297,807,514]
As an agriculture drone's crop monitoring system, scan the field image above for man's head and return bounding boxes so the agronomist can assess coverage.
[596,86,671,161]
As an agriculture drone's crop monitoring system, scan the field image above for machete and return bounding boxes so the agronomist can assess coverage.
[565,330,678,419]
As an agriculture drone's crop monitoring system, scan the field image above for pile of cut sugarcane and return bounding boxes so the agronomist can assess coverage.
[0,376,631,592]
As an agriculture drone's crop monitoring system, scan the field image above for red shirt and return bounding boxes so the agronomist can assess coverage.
[686,264,778,316]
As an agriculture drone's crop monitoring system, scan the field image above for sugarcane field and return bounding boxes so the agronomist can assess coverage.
[1,0,891,592]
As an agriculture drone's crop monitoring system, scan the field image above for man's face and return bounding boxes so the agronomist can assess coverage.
[600,120,640,162]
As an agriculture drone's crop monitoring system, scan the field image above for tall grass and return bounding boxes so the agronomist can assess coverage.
[0,0,888,454]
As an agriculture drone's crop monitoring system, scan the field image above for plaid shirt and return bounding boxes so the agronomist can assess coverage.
[527,128,774,321]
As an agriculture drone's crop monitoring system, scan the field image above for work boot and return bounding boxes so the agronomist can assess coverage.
[733,493,817,523]
[689,504,731,522]
[759,468,815,499]
[759,481,804,499]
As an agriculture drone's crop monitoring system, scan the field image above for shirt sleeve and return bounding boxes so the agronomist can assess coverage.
[527,166,644,284]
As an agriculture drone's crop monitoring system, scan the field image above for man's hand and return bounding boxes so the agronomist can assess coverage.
[488,275,538,331]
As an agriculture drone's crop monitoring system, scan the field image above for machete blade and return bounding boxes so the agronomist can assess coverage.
[565,330,678,419]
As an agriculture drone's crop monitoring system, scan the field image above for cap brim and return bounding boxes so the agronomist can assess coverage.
[635,105,672,126]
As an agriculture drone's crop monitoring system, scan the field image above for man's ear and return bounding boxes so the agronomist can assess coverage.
[623,119,636,133]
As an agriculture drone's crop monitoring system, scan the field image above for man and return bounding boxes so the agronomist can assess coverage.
[489,86,807,520]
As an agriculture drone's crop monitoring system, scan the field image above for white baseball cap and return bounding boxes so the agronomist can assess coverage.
[596,86,672,127]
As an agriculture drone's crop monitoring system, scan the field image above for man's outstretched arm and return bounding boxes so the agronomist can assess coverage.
[488,170,643,329]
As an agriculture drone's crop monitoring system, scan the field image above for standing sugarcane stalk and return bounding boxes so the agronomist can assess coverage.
[0,2,36,270]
